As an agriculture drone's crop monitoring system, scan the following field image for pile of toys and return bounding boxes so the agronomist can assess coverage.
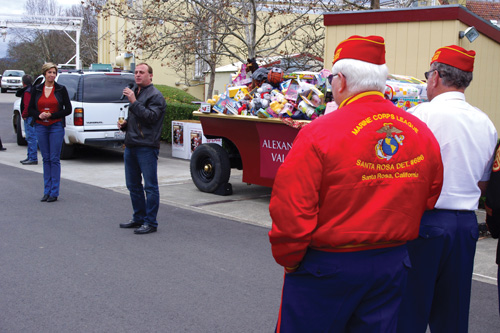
[198,63,428,119]
[202,65,333,121]
[384,74,428,110]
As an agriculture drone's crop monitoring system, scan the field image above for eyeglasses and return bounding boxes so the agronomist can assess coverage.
[424,69,441,80]
[328,73,345,85]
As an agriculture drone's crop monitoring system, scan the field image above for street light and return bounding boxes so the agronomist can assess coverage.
[459,26,479,43]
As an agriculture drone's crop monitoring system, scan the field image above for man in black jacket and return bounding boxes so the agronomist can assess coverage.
[118,63,166,235]
[485,143,500,315]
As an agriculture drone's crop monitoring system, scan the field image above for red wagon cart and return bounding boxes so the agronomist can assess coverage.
[190,111,308,195]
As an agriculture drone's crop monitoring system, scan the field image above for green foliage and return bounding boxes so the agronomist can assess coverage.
[156,85,199,104]
[156,85,199,143]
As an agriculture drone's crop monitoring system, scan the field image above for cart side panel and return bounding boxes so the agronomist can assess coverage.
[198,116,300,188]
[256,123,299,180]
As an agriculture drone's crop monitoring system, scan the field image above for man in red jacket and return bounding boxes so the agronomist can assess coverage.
[486,143,500,315]
[268,35,444,332]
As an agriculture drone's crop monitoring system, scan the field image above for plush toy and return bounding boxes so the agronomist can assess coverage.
[269,100,285,113]
[238,104,247,115]
[246,58,259,74]
[257,83,273,98]
[207,95,220,106]
[250,98,265,115]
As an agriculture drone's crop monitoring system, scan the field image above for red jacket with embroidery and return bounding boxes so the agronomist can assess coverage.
[268,93,443,268]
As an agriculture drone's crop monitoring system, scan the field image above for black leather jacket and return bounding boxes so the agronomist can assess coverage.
[124,84,166,149]
[486,142,500,265]
[28,81,72,125]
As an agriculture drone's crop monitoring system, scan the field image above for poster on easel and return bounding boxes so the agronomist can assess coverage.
[190,129,203,157]
[172,122,184,150]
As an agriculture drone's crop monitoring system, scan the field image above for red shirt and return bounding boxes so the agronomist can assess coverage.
[22,90,31,119]
[36,87,61,126]
[268,92,443,268]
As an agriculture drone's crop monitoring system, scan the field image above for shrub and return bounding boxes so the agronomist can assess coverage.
[155,85,200,143]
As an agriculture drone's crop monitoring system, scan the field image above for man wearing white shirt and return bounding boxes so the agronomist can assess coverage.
[398,46,498,333]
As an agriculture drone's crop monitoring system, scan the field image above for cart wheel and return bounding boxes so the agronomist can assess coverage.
[190,143,231,194]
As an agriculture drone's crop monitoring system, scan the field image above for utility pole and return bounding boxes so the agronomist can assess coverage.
[0,14,83,70]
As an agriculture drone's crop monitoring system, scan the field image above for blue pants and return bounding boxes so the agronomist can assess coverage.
[276,246,410,333]
[24,117,38,161]
[124,146,160,227]
[35,122,64,197]
[397,209,479,333]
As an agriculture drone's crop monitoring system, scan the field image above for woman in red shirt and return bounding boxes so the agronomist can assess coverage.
[28,62,72,202]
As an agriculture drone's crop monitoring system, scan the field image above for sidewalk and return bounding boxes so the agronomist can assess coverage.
[0,141,497,285]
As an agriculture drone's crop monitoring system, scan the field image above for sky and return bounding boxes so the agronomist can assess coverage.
[0,0,83,58]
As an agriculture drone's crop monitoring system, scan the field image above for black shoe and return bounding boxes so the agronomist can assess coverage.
[41,194,49,202]
[119,220,143,229]
[0,147,6,151]
[47,196,58,202]
[22,160,38,165]
[20,158,29,163]
[134,224,157,234]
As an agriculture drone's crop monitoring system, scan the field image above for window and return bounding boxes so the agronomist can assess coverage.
[81,74,135,103]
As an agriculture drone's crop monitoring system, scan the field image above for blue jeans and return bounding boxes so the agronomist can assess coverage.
[35,122,64,197]
[124,146,160,227]
[24,117,38,161]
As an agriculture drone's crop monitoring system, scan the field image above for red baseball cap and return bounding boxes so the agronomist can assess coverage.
[431,45,475,72]
[332,35,386,66]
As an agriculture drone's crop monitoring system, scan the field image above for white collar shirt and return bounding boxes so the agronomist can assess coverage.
[408,91,497,210]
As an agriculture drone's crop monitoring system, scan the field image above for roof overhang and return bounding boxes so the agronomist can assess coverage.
[324,5,500,44]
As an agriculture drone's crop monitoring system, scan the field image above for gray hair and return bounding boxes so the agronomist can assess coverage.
[332,59,388,95]
[432,62,473,89]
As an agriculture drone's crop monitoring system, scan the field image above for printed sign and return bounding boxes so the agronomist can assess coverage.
[256,123,298,179]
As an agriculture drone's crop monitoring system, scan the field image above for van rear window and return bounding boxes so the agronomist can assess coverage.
[82,75,135,103]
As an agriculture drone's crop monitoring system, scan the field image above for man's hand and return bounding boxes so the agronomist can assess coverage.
[123,87,136,104]
[118,119,127,131]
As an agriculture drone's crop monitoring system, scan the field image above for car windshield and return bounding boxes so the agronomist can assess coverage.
[3,70,25,77]
[82,74,135,103]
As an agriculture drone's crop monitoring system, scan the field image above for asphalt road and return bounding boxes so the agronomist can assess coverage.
[1,91,499,332]
[0,162,283,332]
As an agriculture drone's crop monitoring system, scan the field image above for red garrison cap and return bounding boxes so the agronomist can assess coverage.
[431,45,475,72]
[332,35,386,66]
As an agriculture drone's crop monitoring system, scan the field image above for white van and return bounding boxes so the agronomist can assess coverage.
[12,71,135,159]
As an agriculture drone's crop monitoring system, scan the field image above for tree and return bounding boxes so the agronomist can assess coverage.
[65,2,100,67]
[5,0,99,75]
[90,0,416,97]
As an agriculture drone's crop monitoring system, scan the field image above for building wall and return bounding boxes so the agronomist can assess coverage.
[97,12,205,100]
[324,6,500,131]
